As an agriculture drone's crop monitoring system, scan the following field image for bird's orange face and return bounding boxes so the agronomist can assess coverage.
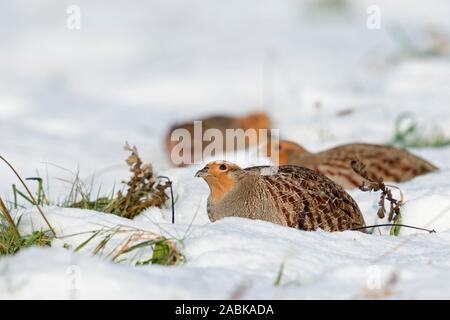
[266,140,309,165]
[195,161,241,201]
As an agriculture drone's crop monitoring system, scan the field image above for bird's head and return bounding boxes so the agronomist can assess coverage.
[266,139,310,165]
[195,161,242,201]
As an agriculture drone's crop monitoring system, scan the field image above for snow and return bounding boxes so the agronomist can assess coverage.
[4,209,450,299]
[4,164,450,299]
[2,0,450,299]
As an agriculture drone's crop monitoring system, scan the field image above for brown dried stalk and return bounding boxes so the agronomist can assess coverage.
[351,159,403,222]
[0,197,20,239]
[105,143,169,219]
[112,230,183,266]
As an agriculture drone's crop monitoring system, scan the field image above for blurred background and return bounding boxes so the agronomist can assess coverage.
[1,0,450,197]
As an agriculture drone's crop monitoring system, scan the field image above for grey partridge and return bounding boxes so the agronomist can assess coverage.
[267,140,438,189]
[195,161,366,232]
[166,112,271,167]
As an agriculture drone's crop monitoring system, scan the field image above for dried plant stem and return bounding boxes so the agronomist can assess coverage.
[351,159,403,222]
[0,155,56,236]
[158,176,175,224]
[0,196,20,238]
[352,224,435,234]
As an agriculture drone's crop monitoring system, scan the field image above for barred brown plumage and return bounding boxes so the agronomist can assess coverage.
[195,161,366,232]
[267,140,438,189]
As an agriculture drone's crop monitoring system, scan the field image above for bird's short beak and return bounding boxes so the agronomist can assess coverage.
[195,168,210,178]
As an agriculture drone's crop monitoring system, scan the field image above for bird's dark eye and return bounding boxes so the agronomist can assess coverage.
[219,164,227,171]
[277,144,283,151]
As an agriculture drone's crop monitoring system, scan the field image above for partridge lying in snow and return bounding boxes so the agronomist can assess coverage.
[267,140,438,189]
[195,161,366,232]
[166,112,271,166]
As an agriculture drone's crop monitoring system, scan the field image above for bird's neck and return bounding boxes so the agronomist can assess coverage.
[205,175,236,202]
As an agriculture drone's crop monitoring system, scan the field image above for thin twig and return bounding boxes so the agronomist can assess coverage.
[0,155,56,236]
[352,224,435,234]
[0,196,20,238]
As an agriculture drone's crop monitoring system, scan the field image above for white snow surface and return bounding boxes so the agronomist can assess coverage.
[2,0,450,299]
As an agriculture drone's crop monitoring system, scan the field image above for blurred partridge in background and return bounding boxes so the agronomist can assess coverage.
[165,112,272,167]
[267,140,438,189]
[195,161,366,232]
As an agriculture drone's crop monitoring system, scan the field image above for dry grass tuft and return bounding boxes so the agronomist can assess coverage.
[70,143,170,219]
[0,155,56,236]
[72,226,184,266]
[0,203,53,256]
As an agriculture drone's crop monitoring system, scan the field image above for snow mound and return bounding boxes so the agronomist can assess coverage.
[2,207,450,299]
[400,195,450,235]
